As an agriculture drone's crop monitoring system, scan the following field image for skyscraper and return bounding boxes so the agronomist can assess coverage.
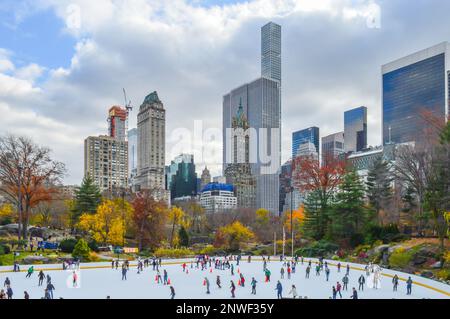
[200,167,211,190]
[223,22,281,214]
[292,127,319,158]
[166,154,197,200]
[108,106,127,141]
[321,132,345,163]
[84,135,128,193]
[344,106,367,153]
[135,91,167,199]
[223,78,280,214]
[382,42,450,145]
[261,22,281,83]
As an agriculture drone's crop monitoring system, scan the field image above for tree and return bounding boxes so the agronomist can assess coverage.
[0,203,14,225]
[178,226,189,247]
[72,238,91,261]
[302,190,323,240]
[366,158,393,225]
[0,135,66,240]
[292,155,346,239]
[331,170,368,244]
[72,176,102,227]
[214,221,255,251]
[168,206,185,247]
[255,208,270,226]
[131,189,168,251]
[78,199,133,246]
[284,205,305,236]
[423,121,450,266]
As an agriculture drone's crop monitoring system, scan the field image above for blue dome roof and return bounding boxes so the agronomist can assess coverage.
[201,183,233,193]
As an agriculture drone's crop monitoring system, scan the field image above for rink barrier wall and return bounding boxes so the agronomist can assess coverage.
[1,258,449,297]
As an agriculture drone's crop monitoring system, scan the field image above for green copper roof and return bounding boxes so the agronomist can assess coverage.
[143,91,160,104]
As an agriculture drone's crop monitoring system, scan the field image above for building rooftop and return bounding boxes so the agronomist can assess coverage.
[201,183,234,193]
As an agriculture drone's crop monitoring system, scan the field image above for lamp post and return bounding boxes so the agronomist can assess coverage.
[290,185,294,258]
[17,164,23,242]
[121,188,126,249]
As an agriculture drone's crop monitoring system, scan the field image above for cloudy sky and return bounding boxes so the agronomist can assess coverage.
[1,0,449,185]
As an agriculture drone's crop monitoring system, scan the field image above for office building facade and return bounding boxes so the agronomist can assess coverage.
[108,106,127,141]
[84,135,128,193]
[322,132,345,163]
[166,154,197,200]
[292,127,319,158]
[382,42,450,145]
[135,91,167,200]
[344,106,367,153]
[199,183,237,214]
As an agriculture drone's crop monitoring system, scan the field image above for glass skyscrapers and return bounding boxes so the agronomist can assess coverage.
[322,132,344,163]
[382,42,449,145]
[261,22,281,83]
[344,106,367,153]
[292,127,319,158]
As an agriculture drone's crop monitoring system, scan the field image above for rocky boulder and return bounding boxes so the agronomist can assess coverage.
[0,224,19,235]
[420,271,434,279]
[21,255,51,264]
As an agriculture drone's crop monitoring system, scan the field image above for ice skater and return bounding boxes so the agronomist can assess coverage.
[305,265,310,278]
[392,275,399,291]
[351,287,358,299]
[38,270,45,286]
[204,277,210,294]
[288,285,298,299]
[251,277,257,295]
[46,281,55,299]
[72,271,78,287]
[275,281,283,299]
[4,277,10,287]
[342,274,349,291]
[336,282,342,298]
[358,274,365,291]
[406,277,413,295]
[163,269,168,285]
[216,275,221,288]
[170,286,175,299]
[25,266,34,278]
[325,266,330,281]
[230,280,236,298]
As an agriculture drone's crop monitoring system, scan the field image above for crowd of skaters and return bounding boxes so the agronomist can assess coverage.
[0,253,417,299]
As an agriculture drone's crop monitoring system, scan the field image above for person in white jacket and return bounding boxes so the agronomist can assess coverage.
[289,285,298,299]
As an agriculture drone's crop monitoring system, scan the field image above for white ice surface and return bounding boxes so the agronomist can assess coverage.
[1,258,449,299]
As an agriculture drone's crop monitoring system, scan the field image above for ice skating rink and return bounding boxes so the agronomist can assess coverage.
[1,258,449,299]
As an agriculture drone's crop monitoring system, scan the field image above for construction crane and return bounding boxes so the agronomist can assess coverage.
[122,88,133,141]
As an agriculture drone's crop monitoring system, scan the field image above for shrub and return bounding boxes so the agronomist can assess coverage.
[436,269,450,281]
[295,240,339,257]
[88,240,99,252]
[153,248,194,258]
[350,233,364,248]
[59,238,78,253]
[389,248,413,269]
[0,244,11,255]
[331,255,340,260]
[72,239,91,261]
[199,245,220,255]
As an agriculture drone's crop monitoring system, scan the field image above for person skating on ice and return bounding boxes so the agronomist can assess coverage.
[358,274,365,291]
[170,286,175,299]
[38,270,45,286]
[251,277,257,295]
[289,284,298,299]
[230,280,236,298]
[392,274,399,291]
[275,280,283,299]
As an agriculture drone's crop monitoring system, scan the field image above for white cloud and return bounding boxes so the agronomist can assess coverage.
[1,0,448,183]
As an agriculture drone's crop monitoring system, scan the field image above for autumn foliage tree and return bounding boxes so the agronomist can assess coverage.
[78,199,133,246]
[0,135,66,240]
[131,189,168,251]
[292,154,346,239]
[214,221,255,251]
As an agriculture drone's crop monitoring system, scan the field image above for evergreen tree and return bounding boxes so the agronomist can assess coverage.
[303,190,325,240]
[178,226,189,247]
[72,176,102,226]
[331,170,367,244]
[366,158,392,224]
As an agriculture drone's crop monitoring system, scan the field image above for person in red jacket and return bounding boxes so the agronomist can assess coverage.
[336,282,342,298]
